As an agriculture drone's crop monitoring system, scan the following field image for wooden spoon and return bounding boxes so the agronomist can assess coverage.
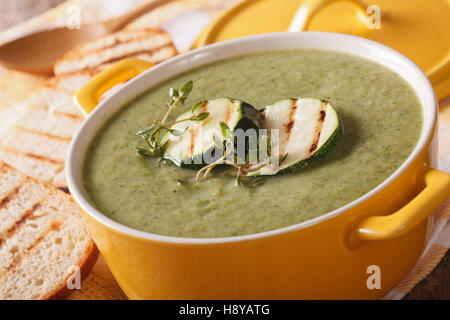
[0,0,172,75]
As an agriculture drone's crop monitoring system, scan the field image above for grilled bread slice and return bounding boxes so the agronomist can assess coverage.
[0,162,97,300]
[0,88,83,191]
[4,29,176,190]
[44,71,94,95]
[54,29,177,76]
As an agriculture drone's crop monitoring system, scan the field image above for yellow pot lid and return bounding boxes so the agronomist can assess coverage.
[194,0,450,100]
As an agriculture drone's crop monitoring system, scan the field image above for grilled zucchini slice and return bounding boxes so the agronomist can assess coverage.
[162,97,261,169]
[253,98,343,175]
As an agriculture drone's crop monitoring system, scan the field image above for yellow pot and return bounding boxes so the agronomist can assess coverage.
[67,32,450,299]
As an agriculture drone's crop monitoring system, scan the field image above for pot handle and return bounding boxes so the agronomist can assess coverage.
[289,0,369,32]
[349,168,450,246]
[75,58,153,117]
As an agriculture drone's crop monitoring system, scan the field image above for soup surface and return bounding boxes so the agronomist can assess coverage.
[83,50,422,238]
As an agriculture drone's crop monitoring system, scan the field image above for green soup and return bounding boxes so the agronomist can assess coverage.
[83,49,422,238]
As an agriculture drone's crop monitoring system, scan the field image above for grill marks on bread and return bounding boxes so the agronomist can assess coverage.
[0,184,22,210]
[1,202,43,247]
[1,29,177,190]
[0,89,78,188]
[0,163,97,300]
[54,29,177,76]
[0,28,178,299]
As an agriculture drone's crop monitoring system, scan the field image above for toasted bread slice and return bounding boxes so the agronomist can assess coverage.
[0,162,97,299]
[30,88,82,118]
[0,88,83,190]
[54,29,177,76]
[47,43,176,97]
[44,72,94,95]
[3,29,176,191]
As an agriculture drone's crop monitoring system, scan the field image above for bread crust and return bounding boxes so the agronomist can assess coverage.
[43,187,100,300]
[0,28,178,300]
[45,241,99,300]
[0,162,98,300]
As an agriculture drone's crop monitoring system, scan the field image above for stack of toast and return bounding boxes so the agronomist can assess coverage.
[0,27,177,299]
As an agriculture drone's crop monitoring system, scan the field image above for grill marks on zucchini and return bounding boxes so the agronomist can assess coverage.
[254,98,343,175]
[282,99,298,157]
[136,79,343,183]
[190,101,209,155]
[162,98,261,169]
[161,96,342,178]
[282,98,327,159]
[308,101,327,154]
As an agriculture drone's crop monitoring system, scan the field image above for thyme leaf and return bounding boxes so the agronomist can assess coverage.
[196,123,288,188]
[136,80,209,158]
[191,112,210,122]
[168,126,188,137]
[191,101,202,113]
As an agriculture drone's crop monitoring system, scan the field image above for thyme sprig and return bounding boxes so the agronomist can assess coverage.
[136,80,209,158]
[195,122,287,187]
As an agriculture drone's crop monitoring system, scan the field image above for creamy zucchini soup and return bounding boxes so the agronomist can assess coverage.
[83,49,422,238]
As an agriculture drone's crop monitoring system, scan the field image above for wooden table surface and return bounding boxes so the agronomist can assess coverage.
[0,0,448,300]
[405,251,449,299]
